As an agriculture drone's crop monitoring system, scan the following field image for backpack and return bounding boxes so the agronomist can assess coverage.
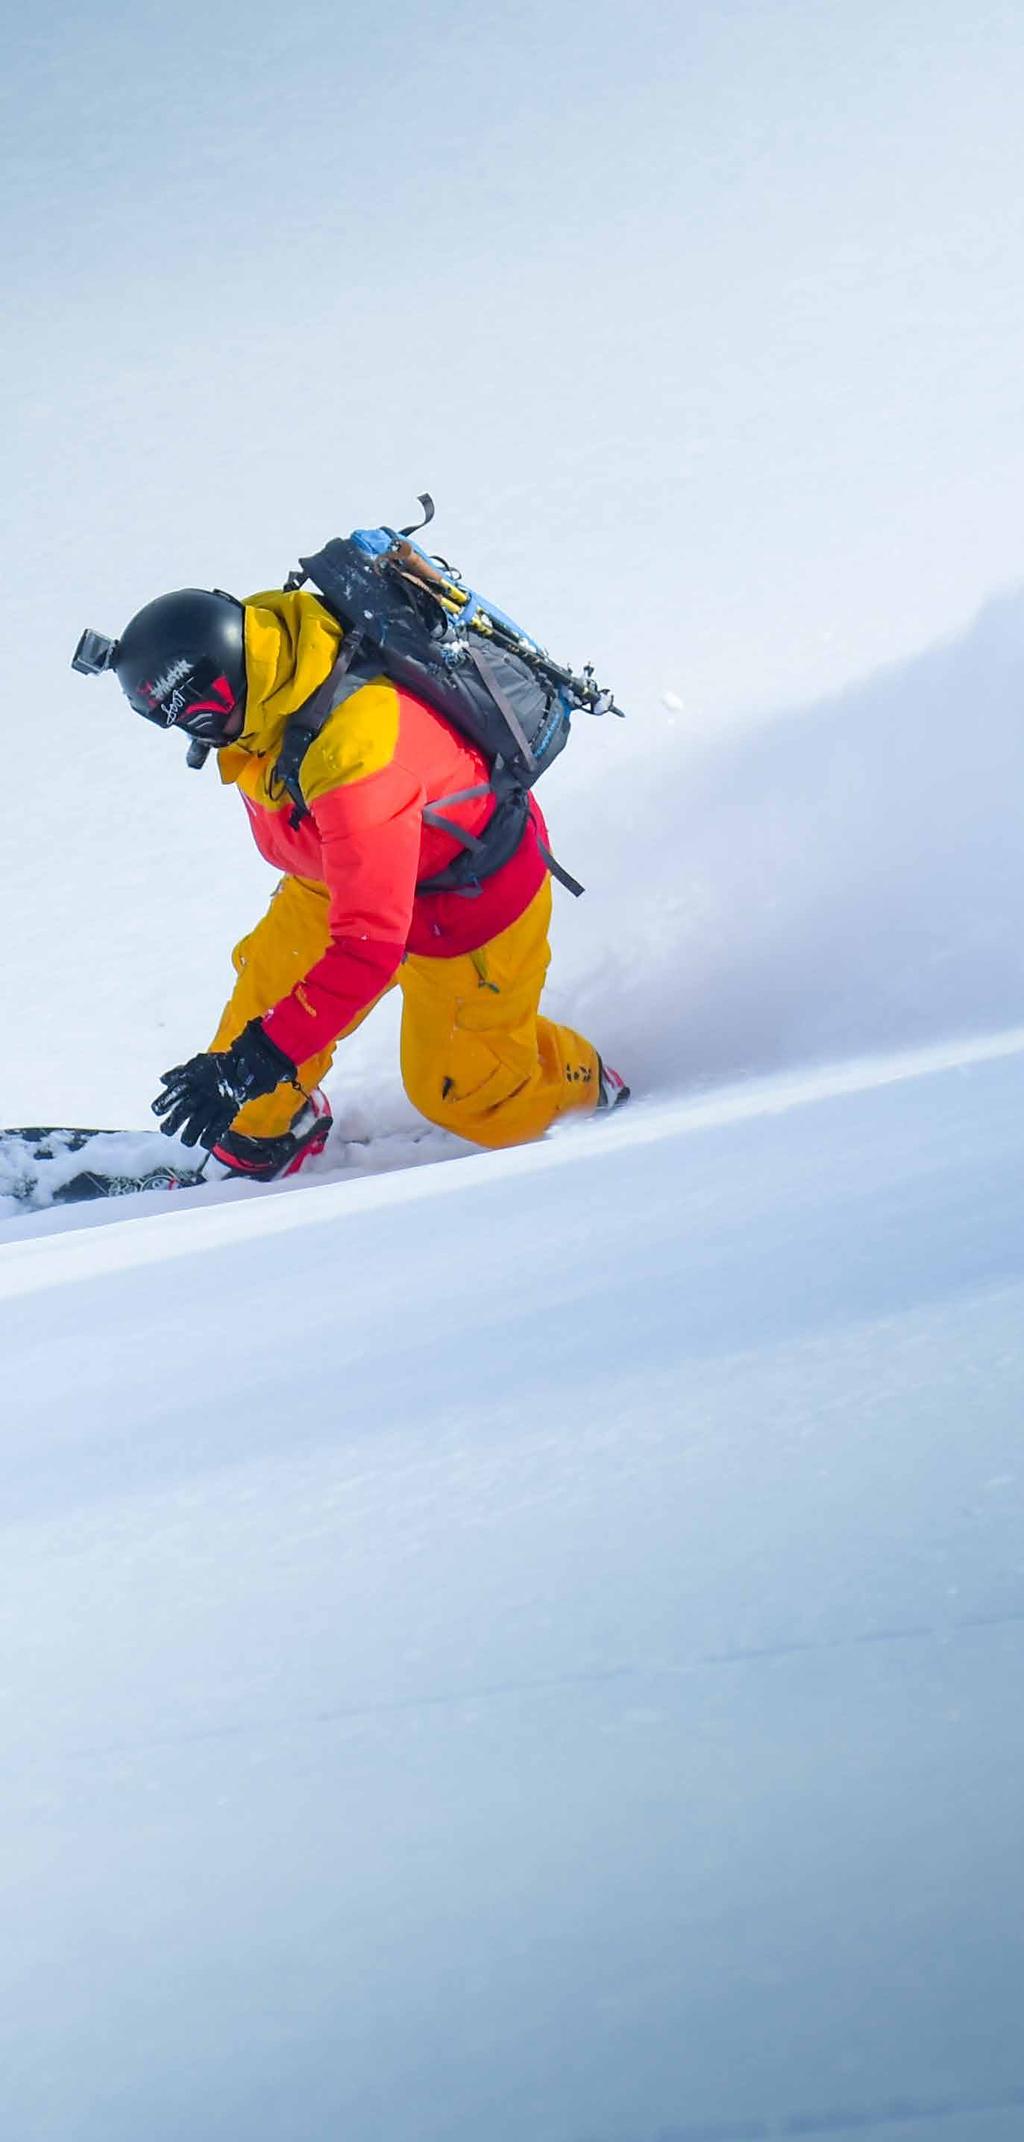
[272,497,623,897]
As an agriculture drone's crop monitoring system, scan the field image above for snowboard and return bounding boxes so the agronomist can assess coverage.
[0,1126,209,1211]
[0,1119,449,1215]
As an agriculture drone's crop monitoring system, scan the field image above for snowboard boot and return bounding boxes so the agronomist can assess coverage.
[596,1058,630,1111]
[210,1088,333,1181]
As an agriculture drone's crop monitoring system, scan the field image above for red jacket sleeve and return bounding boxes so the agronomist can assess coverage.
[261,761,423,1061]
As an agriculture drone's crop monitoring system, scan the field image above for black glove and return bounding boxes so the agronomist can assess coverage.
[152,1019,298,1150]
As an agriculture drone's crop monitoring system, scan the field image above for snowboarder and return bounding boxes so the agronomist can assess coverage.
[95,582,628,1180]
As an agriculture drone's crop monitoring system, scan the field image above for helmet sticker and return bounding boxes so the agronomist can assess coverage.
[139,661,236,729]
[139,656,195,717]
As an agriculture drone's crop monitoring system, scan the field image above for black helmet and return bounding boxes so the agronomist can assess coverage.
[113,589,247,744]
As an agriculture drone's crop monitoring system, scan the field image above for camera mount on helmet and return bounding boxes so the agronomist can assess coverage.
[72,628,119,676]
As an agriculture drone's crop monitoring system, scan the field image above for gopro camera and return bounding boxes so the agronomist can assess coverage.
[71,627,119,676]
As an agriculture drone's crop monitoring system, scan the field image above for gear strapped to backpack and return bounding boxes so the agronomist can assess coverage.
[272,497,624,898]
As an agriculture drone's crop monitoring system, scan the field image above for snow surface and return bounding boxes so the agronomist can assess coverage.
[2,579,1024,2140]
[3,1032,1024,2138]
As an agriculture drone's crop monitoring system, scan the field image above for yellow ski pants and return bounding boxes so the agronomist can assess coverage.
[210,875,601,1148]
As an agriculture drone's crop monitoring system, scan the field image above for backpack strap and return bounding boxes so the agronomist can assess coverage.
[537,841,585,899]
[419,789,585,899]
[464,640,538,773]
[271,633,371,828]
[418,787,530,896]
[421,784,493,851]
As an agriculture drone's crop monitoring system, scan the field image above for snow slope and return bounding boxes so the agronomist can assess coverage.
[2,1035,1024,2142]
[2,600,1024,2138]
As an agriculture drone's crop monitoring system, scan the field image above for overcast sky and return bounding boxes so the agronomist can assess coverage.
[3,0,1024,732]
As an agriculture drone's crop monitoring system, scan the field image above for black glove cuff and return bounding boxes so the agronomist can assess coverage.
[237,1018,298,1086]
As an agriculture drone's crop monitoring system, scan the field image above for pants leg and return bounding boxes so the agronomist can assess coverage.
[398,878,600,1149]
[209,875,387,1138]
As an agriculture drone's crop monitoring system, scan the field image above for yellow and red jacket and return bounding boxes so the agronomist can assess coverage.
[219,590,548,1063]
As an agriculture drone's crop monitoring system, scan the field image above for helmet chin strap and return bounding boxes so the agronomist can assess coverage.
[186,739,211,770]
